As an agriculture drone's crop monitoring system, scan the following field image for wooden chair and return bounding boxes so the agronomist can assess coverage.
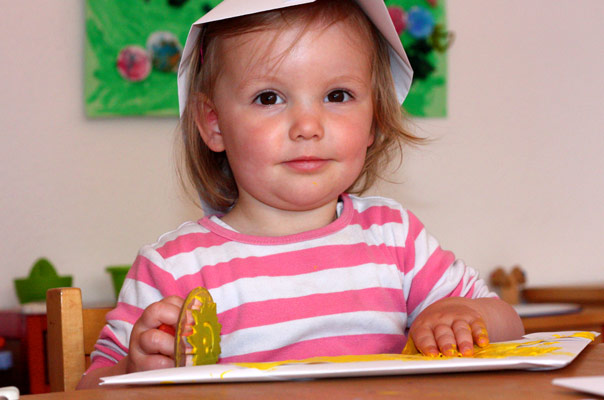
[46,287,113,392]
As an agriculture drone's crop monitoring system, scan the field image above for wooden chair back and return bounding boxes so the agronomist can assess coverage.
[46,287,113,392]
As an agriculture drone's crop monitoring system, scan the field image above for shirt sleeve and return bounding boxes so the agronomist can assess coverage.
[400,210,497,326]
[87,245,177,372]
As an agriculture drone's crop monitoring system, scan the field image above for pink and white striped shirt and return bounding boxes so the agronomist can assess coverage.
[90,194,494,370]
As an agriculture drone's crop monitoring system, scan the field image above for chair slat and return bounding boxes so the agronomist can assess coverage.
[46,288,111,392]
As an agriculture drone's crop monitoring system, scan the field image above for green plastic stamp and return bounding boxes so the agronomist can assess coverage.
[174,287,222,367]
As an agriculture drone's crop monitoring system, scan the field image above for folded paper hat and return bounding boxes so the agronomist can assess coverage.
[177,0,413,116]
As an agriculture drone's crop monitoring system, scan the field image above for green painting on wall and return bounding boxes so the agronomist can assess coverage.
[85,0,220,117]
[85,0,450,117]
[386,0,451,117]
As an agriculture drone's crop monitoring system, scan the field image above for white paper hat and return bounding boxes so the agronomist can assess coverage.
[177,0,413,116]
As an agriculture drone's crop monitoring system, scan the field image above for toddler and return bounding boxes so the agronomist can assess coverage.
[79,0,523,389]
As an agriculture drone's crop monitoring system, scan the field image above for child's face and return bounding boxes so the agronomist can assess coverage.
[201,19,375,213]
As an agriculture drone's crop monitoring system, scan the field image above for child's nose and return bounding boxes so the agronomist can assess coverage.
[288,104,324,141]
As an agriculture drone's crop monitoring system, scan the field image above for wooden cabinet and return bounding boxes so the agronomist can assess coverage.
[0,311,49,394]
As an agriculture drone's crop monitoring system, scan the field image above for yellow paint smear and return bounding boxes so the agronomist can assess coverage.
[234,338,587,371]
[553,332,596,341]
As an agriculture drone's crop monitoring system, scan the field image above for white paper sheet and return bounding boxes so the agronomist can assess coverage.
[101,331,597,386]
[553,376,604,397]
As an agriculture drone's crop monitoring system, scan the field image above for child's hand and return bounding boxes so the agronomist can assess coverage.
[408,297,489,357]
[126,296,184,372]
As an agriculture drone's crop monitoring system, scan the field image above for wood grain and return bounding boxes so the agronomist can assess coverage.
[46,288,111,391]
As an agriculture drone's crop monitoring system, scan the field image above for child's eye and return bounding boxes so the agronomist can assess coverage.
[253,91,284,105]
[325,90,352,103]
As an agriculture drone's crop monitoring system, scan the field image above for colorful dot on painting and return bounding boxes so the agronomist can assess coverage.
[406,6,436,39]
[116,46,151,82]
[146,31,182,73]
[387,6,407,35]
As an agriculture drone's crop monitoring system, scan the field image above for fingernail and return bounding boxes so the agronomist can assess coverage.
[477,336,489,347]
[444,345,458,357]
[461,347,473,357]
[424,347,439,357]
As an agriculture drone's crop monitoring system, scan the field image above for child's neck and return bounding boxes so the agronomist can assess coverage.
[219,198,339,237]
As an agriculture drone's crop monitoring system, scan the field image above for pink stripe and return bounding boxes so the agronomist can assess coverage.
[447,279,466,298]
[157,231,230,258]
[87,355,115,372]
[351,205,403,230]
[105,302,144,325]
[128,255,183,297]
[93,341,126,361]
[219,334,405,363]
[91,326,129,369]
[406,211,425,239]
[176,243,400,290]
[405,247,455,315]
[218,288,405,334]
[465,284,476,298]
[401,211,424,274]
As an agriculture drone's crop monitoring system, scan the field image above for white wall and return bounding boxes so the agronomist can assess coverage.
[1,1,603,309]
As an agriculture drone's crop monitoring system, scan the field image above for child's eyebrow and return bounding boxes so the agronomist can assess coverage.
[234,74,284,92]
[235,73,370,92]
[329,74,371,88]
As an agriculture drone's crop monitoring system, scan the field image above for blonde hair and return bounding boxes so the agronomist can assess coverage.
[178,0,423,212]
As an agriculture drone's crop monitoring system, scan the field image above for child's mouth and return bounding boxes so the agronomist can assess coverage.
[283,157,329,172]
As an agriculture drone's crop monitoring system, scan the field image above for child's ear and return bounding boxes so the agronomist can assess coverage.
[193,94,224,152]
[367,126,376,147]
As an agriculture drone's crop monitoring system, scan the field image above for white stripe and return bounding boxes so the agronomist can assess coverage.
[412,228,439,274]
[95,338,128,357]
[362,221,408,248]
[105,320,135,351]
[350,195,403,214]
[90,350,119,365]
[220,311,406,358]
[90,332,129,365]
[161,221,407,280]
[471,276,497,299]
[402,227,435,302]
[213,263,403,313]
[119,278,164,311]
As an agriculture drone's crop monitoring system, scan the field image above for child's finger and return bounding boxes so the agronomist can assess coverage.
[133,353,175,371]
[451,319,474,357]
[433,324,458,357]
[410,327,439,357]
[163,295,185,309]
[139,299,182,330]
[157,296,184,335]
[138,328,176,357]
[471,320,489,347]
